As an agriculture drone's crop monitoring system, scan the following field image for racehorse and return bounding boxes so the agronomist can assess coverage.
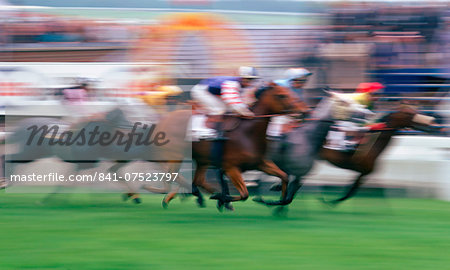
[3,109,129,171]
[2,108,169,199]
[250,93,373,206]
[255,102,439,207]
[156,82,308,208]
[319,104,439,205]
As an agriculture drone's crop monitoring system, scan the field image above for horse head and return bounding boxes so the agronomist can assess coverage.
[253,82,309,116]
[385,104,440,133]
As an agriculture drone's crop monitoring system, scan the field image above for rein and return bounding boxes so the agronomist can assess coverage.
[225,113,313,119]
[223,113,280,119]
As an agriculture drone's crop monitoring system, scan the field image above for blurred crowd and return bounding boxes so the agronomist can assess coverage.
[324,3,450,69]
[1,4,448,71]
[0,11,136,44]
[0,3,449,101]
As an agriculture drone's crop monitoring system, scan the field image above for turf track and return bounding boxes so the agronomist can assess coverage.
[0,192,449,270]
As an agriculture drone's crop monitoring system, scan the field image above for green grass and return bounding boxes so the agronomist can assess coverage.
[0,192,449,270]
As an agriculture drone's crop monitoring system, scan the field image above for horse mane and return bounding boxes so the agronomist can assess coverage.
[254,82,277,100]
[248,82,278,112]
[398,104,418,114]
[378,104,417,121]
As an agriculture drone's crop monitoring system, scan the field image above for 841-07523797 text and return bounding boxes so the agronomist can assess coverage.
[97,172,179,182]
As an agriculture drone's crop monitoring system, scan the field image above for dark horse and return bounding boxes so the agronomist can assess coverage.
[319,104,439,205]
[2,108,181,199]
[3,109,132,175]
[256,102,439,207]
[156,82,308,208]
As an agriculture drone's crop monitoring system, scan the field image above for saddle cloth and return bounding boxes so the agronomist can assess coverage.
[186,114,217,141]
[324,122,363,152]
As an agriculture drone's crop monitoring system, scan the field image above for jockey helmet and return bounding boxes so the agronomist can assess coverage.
[157,85,183,96]
[284,68,312,81]
[356,82,384,93]
[238,66,259,79]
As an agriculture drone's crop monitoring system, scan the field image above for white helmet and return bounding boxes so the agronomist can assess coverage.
[238,66,259,79]
[284,68,312,81]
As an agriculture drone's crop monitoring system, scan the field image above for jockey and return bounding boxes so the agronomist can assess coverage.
[325,82,386,151]
[62,77,91,104]
[267,68,312,139]
[191,66,259,117]
[190,66,259,139]
[139,85,183,106]
[353,82,384,110]
[274,68,312,102]
[138,85,183,115]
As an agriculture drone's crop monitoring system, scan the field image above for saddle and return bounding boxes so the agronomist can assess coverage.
[189,114,240,142]
[205,114,241,133]
[324,128,381,159]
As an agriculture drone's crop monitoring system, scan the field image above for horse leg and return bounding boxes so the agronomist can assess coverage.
[191,183,204,207]
[215,168,234,211]
[252,160,291,206]
[108,161,142,204]
[260,160,288,197]
[272,176,304,215]
[216,166,248,202]
[160,162,192,208]
[162,185,178,209]
[41,161,93,204]
[254,175,302,206]
[329,173,366,205]
[192,165,216,207]
[284,176,303,204]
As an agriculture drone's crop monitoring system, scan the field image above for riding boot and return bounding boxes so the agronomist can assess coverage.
[279,133,289,154]
[215,120,227,141]
[211,130,225,167]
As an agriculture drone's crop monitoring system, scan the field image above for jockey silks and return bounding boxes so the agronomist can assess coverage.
[199,76,240,96]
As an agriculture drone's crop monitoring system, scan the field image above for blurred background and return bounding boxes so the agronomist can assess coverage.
[1,1,449,102]
[1,1,449,114]
[0,1,449,270]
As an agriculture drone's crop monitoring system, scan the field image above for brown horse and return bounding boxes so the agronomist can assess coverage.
[158,82,308,208]
[319,104,440,205]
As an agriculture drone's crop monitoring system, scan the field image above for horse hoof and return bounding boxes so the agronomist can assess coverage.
[132,197,142,204]
[162,200,168,209]
[196,197,206,208]
[216,200,224,212]
[122,193,131,201]
[224,202,234,211]
[269,183,282,192]
[179,193,191,201]
[252,196,265,204]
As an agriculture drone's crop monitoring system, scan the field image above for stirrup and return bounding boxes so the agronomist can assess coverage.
[215,130,228,141]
